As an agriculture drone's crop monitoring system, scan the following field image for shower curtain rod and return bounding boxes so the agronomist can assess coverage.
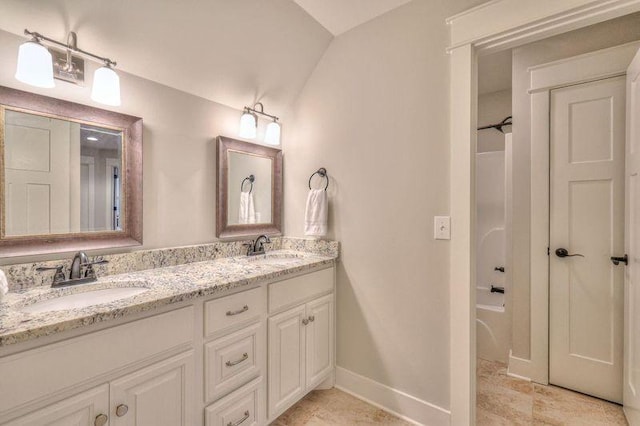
[477,116,512,133]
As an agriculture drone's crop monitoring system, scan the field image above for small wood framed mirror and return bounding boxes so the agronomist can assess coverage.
[0,86,143,257]
[216,136,282,239]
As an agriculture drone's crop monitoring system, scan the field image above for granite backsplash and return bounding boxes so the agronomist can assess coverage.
[2,237,339,292]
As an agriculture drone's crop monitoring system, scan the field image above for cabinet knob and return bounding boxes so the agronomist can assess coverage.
[94,414,108,426]
[116,404,129,417]
[302,318,309,325]
[308,315,315,322]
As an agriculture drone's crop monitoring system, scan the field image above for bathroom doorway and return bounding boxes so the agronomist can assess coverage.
[473,12,640,424]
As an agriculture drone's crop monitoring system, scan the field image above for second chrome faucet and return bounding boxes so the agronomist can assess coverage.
[244,235,271,256]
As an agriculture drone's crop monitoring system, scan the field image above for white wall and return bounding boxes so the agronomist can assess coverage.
[510,12,640,360]
[284,0,487,412]
[0,28,252,264]
[477,89,511,153]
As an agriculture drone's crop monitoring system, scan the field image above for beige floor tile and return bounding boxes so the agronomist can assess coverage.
[272,388,411,425]
[477,359,627,426]
[274,360,628,425]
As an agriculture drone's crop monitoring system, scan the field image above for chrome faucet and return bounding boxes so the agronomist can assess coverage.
[244,235,271,256]
[37,251,109,287]
[70,251,89,280]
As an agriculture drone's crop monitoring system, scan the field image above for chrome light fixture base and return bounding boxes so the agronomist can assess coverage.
[51,47,85,86]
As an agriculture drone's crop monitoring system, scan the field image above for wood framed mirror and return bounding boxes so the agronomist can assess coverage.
[216,136,282,239]
[0,86,142,257]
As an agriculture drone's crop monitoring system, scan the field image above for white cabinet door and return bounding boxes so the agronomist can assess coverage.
[110,351,194,426]
[268,304,306,419]
[4,384,109,426]
[305,294,334,389]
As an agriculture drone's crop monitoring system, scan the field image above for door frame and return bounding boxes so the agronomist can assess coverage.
[529,41,640,385]
[447,1,640,424]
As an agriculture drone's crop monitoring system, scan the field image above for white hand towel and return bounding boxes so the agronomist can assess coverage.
[239,191,256,224]
[305,189,328,237]
[0,269,8,302]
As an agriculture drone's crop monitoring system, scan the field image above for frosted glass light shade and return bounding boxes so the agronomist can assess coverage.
[91,66,121,106]
[239,112,257,139]
[264,121,281,145]
[15,41,55,88]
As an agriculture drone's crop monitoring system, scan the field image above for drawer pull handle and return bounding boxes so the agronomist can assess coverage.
[227,410,250,426]
[94,414,108,426]
[226,305,249,316]
[226,353,249,367]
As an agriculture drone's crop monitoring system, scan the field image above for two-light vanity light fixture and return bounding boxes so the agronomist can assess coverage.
[239,102,281,145]
[15,29,121,106]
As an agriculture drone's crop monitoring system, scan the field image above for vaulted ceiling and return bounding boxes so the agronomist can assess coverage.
[0,0,334,114]
[293,0,413,35]
[0,0,434,114]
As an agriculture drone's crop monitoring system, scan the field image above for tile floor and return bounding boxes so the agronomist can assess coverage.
[477,358,628,425]
[271,388,411,425]
[272,360,628,425]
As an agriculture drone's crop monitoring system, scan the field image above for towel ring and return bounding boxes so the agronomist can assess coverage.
[308,168,329,191]
[241,175,255,194]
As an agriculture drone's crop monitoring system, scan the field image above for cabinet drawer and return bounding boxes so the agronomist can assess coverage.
[205,322,264,403]
[205,377,263,426]
[205,287,265,339]
[269,268,333,314]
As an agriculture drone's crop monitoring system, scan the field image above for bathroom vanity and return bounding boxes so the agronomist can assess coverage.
[0,250,336,426]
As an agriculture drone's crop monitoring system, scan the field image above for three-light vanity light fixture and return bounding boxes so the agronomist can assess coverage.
[15,29,121,106]
[239,102,281,145]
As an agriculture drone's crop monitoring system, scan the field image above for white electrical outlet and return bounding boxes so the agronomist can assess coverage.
[434,216,451,240]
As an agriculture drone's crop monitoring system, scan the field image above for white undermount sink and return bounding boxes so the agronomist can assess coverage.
[20,286,149,314]
[243,252,306,265]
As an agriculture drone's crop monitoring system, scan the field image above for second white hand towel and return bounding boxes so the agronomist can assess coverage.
[239,191,256,224]
[305,189,328,237]
[0,269,8,302]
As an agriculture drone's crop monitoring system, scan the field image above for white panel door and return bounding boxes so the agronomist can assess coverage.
[4,384,109,426]
[268,304,306,419]
[550,76,626,403]
[625,48,640,425]
[305,294,334,389]
[4,111,71,236]
[110,352,194,426]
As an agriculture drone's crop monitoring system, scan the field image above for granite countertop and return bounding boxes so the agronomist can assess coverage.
[0,250,335,348]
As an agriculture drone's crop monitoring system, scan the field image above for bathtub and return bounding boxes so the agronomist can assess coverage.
[477,308,510,364]
[475,226,510,363]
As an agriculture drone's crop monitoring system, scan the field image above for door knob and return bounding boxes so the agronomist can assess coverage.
[555,248,584,258]
[611,255,628,266]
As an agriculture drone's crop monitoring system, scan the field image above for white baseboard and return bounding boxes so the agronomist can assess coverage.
[335,366,450,426]
[507,350,532,381]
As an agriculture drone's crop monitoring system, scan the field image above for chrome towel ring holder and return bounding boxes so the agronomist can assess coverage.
[241,174,255,193]
[308,168,329,191]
